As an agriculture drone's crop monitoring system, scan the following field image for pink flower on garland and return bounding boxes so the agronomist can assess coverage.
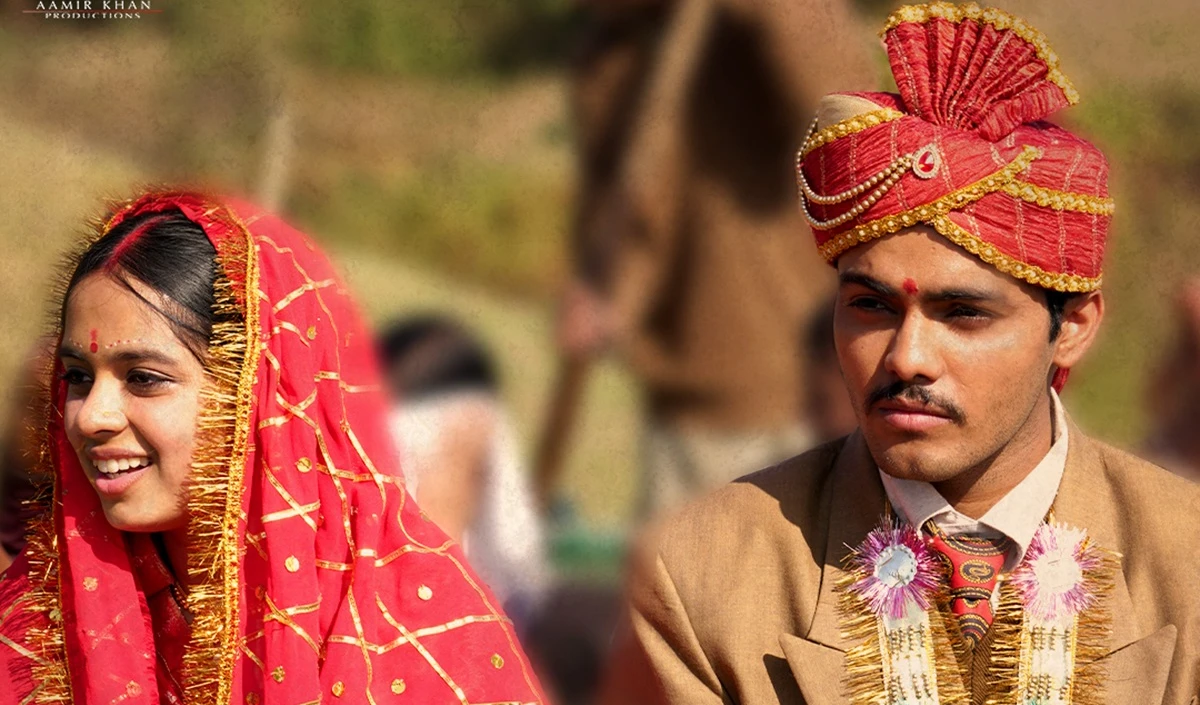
[1011,523,1100,622]
[848,520,940,619]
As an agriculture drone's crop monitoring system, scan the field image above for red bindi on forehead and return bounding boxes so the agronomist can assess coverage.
[89,329,98,353]
[902,278,919,295]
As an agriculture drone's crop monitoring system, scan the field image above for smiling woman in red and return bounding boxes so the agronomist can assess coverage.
[0,191,549,705]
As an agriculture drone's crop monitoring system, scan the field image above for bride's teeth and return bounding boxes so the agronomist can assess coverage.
[92,456,151,475]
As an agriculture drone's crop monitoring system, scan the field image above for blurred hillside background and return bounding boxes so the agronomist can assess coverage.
[0,0,1197,528]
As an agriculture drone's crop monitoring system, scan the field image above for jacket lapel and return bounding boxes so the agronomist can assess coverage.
[1054,423,1178,702]
[1089,625,1177,705]
[801,430,886,651]
[781,431,886,704]
[1055,422,1150,654]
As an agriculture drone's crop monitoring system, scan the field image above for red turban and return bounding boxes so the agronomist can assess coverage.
[796,2,1113,294]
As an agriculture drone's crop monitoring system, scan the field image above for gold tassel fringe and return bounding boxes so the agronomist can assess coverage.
[1069,541,1118,705]
[20,196,124,703]
[837,563,890,705]
[179,198,260,705]
[984,577,1026,705]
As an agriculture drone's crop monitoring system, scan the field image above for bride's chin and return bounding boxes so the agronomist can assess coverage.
[101,507,186,534]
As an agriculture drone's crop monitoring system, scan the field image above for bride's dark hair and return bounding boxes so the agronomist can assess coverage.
[63,208,218,360]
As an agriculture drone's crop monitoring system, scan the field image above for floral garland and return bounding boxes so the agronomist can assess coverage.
[839,520,1116,705]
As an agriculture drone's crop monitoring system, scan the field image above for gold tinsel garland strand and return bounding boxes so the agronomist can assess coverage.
[21,496,70,703]
[837,556,893,704]
[19,351,66,702]
[837,544,971,705]
[928,595,972,705]
[982,578,1026,705]
[984,539,1116,705]
[1058,541,1118,705]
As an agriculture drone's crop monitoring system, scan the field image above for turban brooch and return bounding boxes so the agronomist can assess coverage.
[796,2,1113,293]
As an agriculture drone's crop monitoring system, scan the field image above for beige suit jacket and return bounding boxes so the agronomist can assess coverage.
[603,423,1200,704]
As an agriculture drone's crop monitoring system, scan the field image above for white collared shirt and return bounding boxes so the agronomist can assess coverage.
[879,389,1069,570]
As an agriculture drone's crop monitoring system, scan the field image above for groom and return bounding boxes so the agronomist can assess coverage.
[601,4,1200,704]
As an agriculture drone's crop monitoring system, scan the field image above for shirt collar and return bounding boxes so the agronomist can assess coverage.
[879,389,1069,567]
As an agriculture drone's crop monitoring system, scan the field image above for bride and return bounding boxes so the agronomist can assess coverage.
[0,190,549,704]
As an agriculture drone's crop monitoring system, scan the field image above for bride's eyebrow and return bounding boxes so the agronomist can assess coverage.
[58,343,86,361]
[57,343,179,367]
[110,348,179,366]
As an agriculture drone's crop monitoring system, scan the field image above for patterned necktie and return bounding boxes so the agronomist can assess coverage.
[925,524,1011,647]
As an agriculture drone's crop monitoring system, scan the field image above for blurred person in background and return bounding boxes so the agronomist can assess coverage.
[802,294,858,443]
[0,336,56,570]
[380,316,551,629]
[522,579,623,705]
[1143,278,1200,481]
[602,5,1200,703]
[381,317,626,705]
[545,0,875,516]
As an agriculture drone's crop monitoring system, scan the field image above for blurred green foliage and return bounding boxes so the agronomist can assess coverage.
[292,0,578,78]
[293,154,571,298]
[25,0,582,302]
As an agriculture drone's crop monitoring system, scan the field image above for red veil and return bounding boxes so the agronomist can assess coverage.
[0,192,548,704]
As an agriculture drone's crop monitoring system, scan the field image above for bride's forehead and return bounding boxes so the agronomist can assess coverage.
[63,275,178,341]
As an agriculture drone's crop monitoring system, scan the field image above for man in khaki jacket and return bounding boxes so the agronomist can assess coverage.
[602,4,1200,704]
